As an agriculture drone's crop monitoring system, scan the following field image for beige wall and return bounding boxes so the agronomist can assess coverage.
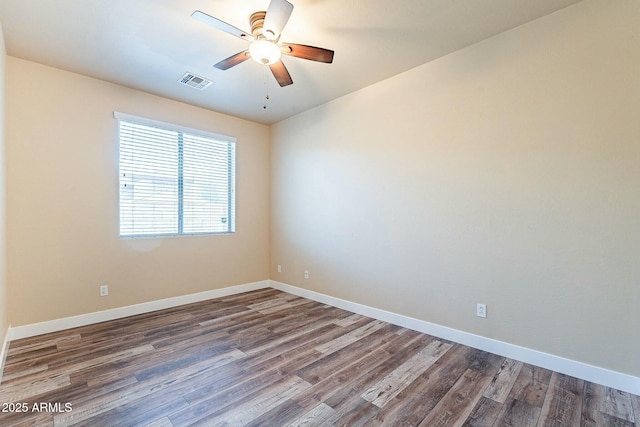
[6,58,270,326]
[271,0,640,377]
[0,21,7,348]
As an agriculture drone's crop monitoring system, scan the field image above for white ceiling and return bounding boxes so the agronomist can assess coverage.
[0,0,582,125]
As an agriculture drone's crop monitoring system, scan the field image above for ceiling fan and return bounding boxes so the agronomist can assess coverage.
[192,0,334,87]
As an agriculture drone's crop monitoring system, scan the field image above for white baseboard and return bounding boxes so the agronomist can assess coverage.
[0,325,10,384]
[8,280,270,341]
[270,280,640,396]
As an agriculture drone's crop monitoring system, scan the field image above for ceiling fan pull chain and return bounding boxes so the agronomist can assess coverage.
[263,64,270,110]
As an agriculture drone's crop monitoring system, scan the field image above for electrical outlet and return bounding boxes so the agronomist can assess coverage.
[100,285,109,297]
[476,303,486,318]
[277,264,282,273]
[304,270,309,279]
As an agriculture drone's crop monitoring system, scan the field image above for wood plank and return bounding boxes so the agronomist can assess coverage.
[509,363,553,408]
[313,319,386,354]
[462,396,503,427]
[466,349,506,376]
[582,381,609,427]
[4,346,59,367]
[631,392,640,426]
[0,373,70,402]
[536,372,583,427]
[175,363,294,423]
[333,313,365,327]
[243,399,309,427]
[8,334,82,356]
[238,323,347,370]
[602,387,636,422]
[180,375,311,427]
[483,358,523,403]
[418,368,493,427]
[322,393,378,427]
[368,345,483,426]
[255,298,315,315]
[262,305,342,335]
[293,333,429,409]
[6,328,80,350]
[493,397,542,427]
[296,322,411,385]
[247,296,296,312]
[0,363,49,383]
[361,339,452,408]
[242,317,337,355]
[173,338,335,423]
[33,344,155,394]
[75,393,188,427]
[582,381,637,427]
[53,349,245,426]
[285,402,336,427]
[140,417,174,427]
[70,376,140,407]
[0,412,54,427]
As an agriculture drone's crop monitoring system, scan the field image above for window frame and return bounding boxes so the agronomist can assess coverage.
[114,111,236,238]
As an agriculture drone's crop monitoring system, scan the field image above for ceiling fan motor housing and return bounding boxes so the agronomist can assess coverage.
[250,11,269,39]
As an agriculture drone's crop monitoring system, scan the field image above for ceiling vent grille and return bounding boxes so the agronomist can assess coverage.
[178,72,213,90]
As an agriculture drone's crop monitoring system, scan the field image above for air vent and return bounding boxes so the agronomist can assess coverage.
[178,72,213,90]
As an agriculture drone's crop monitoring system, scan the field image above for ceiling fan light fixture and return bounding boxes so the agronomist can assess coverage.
[249,39,281,65]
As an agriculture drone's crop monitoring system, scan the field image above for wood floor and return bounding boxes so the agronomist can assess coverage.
[1,289,638,426]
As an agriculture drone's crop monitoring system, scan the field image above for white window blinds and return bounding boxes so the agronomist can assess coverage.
[116,112,236,237]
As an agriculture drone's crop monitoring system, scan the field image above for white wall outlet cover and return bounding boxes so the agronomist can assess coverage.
[477,303,487,318]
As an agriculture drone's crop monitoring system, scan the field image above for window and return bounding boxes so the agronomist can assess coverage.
[115,112,235,237]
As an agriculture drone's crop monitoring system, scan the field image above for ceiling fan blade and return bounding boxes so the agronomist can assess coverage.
[192,10,253,41]
[263,0,294,40]
[282,43,334,63]
[269,60,293,87]
[214,51,250,70]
